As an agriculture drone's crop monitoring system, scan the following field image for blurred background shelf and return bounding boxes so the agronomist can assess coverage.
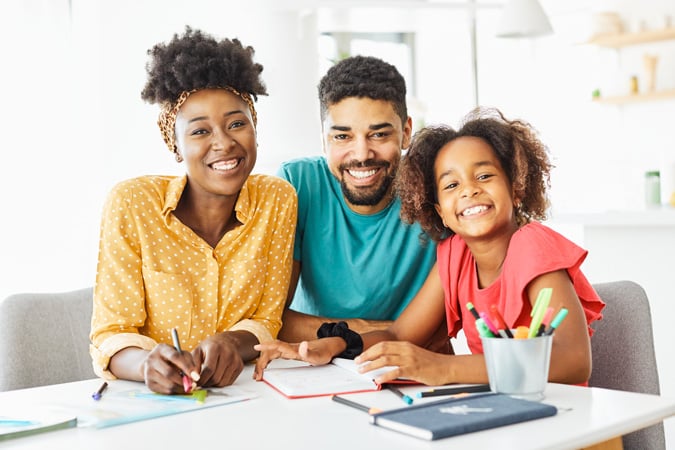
[587,27,675,48]
[592,89,675,104]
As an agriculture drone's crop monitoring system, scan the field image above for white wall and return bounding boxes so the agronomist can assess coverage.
[0,0,323,300]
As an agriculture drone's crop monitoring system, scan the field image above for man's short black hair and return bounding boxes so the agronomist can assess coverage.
[318,55,407,124]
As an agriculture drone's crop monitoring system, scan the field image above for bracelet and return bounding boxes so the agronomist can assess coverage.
[316,321,363,360]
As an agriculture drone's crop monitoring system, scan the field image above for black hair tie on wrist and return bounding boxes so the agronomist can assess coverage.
[317,321,363,360]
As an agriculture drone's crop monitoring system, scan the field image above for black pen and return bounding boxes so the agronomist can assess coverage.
[331,395,382,414]
[416,383,491,398]
[388,385,413,405]
[91,381,108,400]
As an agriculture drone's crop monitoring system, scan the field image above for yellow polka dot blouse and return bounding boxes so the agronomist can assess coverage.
[89,174,297,379]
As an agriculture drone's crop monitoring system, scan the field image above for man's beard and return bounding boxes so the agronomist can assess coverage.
[339,160,396,206]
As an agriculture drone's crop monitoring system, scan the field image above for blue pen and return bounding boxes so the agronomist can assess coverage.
[543,308,568,336]
[92,381,108,400]
[388,385,413,405]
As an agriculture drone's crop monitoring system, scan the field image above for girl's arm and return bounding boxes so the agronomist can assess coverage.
[353,263,486,386]
[526,270,592,384]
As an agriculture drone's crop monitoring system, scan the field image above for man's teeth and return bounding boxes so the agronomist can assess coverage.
[348,169,377,179]
[211,159,239,171]
[462,205,488,216]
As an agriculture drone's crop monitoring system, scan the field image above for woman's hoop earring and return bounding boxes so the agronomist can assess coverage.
[175,153,183,163]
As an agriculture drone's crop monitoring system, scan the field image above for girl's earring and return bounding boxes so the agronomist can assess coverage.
[175,152,183,163]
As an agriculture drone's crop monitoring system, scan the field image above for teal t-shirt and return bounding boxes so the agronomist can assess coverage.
[277,156,437,320]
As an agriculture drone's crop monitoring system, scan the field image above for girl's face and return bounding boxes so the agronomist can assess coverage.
[174,88,257,199]
[433,136,517,241]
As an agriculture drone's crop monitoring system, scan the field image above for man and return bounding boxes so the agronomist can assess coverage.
[277,55,438,343]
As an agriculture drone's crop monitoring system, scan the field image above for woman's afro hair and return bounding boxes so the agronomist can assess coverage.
[141,26,267,105]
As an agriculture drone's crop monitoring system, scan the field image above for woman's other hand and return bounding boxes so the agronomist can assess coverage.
[191,333,245,388]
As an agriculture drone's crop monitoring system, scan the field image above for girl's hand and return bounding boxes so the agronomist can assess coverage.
[143,343,198,394]
[253,337,344,380]
[355,341,453,385]
[191,334,245,388]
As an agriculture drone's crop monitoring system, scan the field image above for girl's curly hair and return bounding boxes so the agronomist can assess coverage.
[141,26,267,105]
[395,107,553,242]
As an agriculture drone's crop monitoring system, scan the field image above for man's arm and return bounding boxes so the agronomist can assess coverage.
[278,309,392,342]
[278,260,392,342]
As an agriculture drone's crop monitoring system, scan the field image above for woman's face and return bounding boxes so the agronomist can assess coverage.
[174,88,257,198]
[433,136,516,242]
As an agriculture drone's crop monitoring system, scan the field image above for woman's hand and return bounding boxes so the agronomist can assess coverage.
[355,341,453,385]
[252,337,345,380]
[142,344,198,394]
[191,333,245,388]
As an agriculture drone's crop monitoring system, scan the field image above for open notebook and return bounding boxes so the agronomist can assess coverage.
[53,384,255,429]
[262,358,414,399]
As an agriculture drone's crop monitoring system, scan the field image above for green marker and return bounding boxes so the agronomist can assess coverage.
[543,308,568,336]
[529,288,552,338]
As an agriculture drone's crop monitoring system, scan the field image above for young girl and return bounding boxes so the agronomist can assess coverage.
[254,108,604,386]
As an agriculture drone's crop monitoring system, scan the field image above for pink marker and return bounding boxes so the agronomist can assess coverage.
[479,312,502,338]
[537,307,555,337]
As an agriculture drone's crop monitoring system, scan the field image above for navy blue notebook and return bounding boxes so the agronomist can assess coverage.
[370,392,557,440]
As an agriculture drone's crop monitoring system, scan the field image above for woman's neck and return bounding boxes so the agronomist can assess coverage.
[173,184,240,248]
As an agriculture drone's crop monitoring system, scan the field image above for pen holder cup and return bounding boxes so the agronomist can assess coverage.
[481,334,552,401]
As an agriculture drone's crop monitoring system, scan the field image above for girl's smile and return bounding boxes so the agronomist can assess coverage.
[434,136,517,241]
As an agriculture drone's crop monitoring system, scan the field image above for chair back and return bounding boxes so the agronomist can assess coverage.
[0,287,95,391]
[591,280,665,450]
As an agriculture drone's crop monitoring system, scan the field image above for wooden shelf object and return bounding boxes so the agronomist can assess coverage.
[586,27,675,48]
[592,89,675,104]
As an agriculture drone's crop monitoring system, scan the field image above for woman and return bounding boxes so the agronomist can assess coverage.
[90,27,297,394]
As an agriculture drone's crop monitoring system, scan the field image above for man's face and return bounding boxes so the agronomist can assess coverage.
[322,97,412,214]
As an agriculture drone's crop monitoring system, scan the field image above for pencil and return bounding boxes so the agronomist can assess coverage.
[388,385,413,405]
[331,395,382,414]
[416,383,491,398]
[171,328,193,394]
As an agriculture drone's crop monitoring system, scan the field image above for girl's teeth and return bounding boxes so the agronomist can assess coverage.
[463,205,487,216]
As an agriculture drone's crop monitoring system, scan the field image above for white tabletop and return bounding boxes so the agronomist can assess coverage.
[1,363,674,450]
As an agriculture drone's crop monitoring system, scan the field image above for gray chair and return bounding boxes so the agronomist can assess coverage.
[590,280,665,450]
[0,287,96,391]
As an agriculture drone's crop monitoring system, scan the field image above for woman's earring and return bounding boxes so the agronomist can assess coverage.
[175,152,183,163]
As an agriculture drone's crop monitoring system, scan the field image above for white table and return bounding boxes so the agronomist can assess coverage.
[1,363,674,450]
